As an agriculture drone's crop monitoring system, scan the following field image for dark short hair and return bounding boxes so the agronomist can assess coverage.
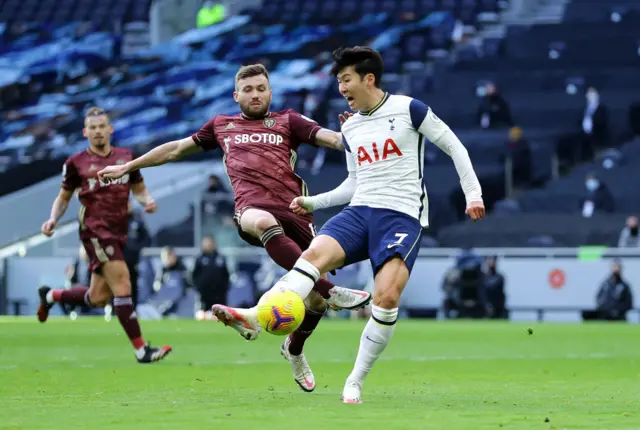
[235,64,269,88]
[330,46,384,87]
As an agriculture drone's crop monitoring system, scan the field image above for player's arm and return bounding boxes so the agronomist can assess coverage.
[130,181,157,214]
[130,137,201,171]
[291,145,357,214]
[289,112,344,151]
[42,188,74,236]
[50,188,74,222]
[314,129,344,150]
[409,99,485,220]
[43,159,80,236]
[99,115,221,180]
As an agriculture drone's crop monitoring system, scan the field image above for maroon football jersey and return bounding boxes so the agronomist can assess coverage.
[192,110,321,212]
[61,147,142,242]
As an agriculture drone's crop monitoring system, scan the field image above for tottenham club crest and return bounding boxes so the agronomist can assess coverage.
[263,118,276,128]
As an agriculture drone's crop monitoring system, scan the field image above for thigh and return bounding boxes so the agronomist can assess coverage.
[101,260,132,296]
[235,206,279,247]
[318,206,369,268]
[373,257,410,308]
[367,209,423,276]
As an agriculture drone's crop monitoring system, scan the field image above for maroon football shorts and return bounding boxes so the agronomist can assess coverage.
[234,206,317,250]
[81,237,126,273]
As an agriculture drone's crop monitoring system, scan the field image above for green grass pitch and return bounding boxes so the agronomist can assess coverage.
[0,318,637,429]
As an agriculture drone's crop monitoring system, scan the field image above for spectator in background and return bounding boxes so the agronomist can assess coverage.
[442,250,486,319]
[153,246,190,293]
[482,256,506,319]
[124,201,151,308]
[477,82,513,129]
[581,87,609,151]
[192,235,230,314]
[505,126,531,186]
[618,215,640,248]
[582,261,633,321]
[580,172,615,217]
[201,174,233,219]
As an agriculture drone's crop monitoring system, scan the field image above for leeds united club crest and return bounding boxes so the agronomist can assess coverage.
[263,118,276,128]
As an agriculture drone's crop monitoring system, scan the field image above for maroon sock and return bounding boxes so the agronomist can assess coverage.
[52,286,91,307]
[261,226,334,299]
[288,306,326,356]
[113,296,145,350]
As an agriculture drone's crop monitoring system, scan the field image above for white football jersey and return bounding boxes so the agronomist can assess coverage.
[341,93,451,227]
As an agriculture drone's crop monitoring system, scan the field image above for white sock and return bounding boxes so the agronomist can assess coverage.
[46,290,55,304]
[271,258,320,300]
[135,345,148,360]
[348,305,398,384]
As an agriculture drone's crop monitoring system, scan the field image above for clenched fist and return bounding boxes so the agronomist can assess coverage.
[143,199,157,214]
[290,196,313,215]
[98,164,129,181]
[41,218,57,237]
[465,201,486,221]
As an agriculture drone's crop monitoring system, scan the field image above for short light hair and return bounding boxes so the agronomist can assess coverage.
[235,64,269,89]
[85,106,109,120]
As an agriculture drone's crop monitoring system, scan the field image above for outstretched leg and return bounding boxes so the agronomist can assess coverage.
[240,209,371,309]
[213,212,371,341]
[37,276,112,322]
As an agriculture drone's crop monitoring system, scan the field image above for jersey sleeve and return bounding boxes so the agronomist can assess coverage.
[409,99,449,142]
[289,111,321,146]
[61,158,81,191]
[304,150,357,211]
[191,116,220,151]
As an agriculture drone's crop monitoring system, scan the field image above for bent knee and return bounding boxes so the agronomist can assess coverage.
[304,290,327,313]
[373,289,400,309]
[300,236,344,272]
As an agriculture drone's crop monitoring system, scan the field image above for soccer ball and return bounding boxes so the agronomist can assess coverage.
[256,288,305,336]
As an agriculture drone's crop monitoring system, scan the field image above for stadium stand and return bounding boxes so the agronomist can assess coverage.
[0,0,639,251]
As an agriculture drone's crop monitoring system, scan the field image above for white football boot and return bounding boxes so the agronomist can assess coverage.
[280,336,316,392]
[211,305,261,341]
[341,378,363,404]
[326,287,372,311]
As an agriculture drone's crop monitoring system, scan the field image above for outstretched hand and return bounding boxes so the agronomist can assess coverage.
[338,111,354,126]
[466,201,485,221]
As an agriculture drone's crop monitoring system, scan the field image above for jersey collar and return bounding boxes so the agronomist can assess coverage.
[87,147,113,158]
[359,92,389,116]
[240,111,272,120]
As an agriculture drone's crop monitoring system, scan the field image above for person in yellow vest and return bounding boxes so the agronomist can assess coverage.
[197,1,226,28]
